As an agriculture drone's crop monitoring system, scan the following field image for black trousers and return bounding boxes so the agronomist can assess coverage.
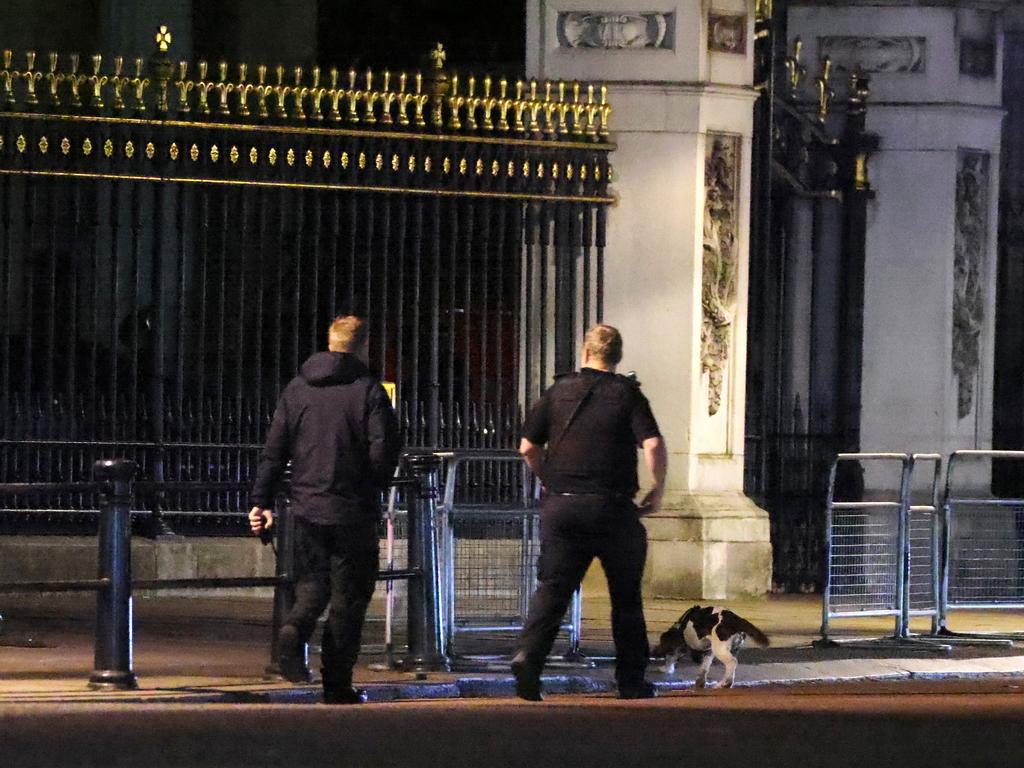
[517,493,650,688]
[284,517,379,687]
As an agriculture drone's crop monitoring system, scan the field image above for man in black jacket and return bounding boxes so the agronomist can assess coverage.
[249,316,401,704]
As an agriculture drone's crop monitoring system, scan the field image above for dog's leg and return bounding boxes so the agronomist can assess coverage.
[695,651,713,689]
[662,650,679,676]
[712,639,738,689]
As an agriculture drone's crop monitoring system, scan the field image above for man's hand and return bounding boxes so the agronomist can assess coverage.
[636,488,663,517]
[638,435,667,516]
[249,506,274,536]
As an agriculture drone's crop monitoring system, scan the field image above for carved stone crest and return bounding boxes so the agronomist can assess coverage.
[818,36,926,74]
[708,12,747,55]
[953,150,989,420]
[556,12,672,49]
[702,134,740,416]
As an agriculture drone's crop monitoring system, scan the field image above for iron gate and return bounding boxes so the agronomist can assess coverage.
[745,2,876,591]
[0,33,613,530]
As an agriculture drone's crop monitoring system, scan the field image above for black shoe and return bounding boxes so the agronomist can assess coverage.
[323,686,367,705]
[618,681,657,700]
[277,625,312,683]
[511,653,543,702]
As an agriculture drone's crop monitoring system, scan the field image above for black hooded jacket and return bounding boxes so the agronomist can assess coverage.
[250,352,401,526]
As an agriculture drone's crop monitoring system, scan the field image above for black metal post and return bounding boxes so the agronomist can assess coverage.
[266,468,306,677]
[399,455,449,671]
[89,458,137,690]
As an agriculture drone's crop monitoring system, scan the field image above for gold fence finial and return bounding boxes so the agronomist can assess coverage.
[429,42,446,71]
[817,56,834,122]
[155,25,172,53]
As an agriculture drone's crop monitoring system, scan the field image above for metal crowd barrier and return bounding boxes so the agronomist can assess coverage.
[937,450,1024,640]
[819,452,948,650]
[0,456,448,689]
[437,450,583,664]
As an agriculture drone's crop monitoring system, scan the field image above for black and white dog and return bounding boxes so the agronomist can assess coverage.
[652,605,770,689]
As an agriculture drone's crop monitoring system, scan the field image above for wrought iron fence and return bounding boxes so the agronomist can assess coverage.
[0,33,614,527]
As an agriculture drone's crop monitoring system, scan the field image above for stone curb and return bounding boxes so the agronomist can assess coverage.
[5,665,1024,705]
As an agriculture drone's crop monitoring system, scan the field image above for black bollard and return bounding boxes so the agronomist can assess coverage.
[265,468,309,678]
[89,459,138,690]
[399,455,450,672]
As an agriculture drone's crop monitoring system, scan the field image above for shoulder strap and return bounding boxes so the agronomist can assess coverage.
[545,375,602,462]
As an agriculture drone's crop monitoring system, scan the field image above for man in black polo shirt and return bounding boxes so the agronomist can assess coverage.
[512,324,668,701]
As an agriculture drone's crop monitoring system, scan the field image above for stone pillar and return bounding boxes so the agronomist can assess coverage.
[788,2,1007,487]
[527,0,772,599]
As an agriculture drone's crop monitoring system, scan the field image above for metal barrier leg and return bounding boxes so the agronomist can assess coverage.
[397,455,449,672]
[89,459,138,690]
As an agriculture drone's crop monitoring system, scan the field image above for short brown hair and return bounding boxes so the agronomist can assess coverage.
[584,324,623,366]
[327,316,368,353]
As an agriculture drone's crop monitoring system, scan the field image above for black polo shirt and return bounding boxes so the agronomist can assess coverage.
[521,368,661,496]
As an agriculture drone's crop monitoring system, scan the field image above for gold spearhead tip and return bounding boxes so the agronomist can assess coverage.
[155,25,172,52]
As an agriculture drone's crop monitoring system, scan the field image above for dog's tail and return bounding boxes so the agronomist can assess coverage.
[722,610,770,647]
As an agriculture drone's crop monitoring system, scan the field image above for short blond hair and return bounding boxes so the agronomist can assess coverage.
[328,316,368,353]
[584,324,623,366]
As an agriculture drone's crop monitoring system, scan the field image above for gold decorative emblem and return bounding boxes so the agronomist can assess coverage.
[155,25,172,53]
[507,161,515,177]
[341,152,349,169]
[304,149,313,167]
[229,145,239,164]
[491,160,499,176]
[358,152,366,169]
[210,145,220,162]
[38,136,49,154]
[61,138,71,155]
[124,141,135,159]
[103,139,113,157]
[552,162,559,179]
[475,159,484,176]
[189,143,199,161]
[83,138,93,156]
[391,154,400,172]
[408,155,416,172]
[0,136,4,152]
[169,142,179,160]
[374,153,383,171]
[286,148,295,166]
[537,162,544,178]
[522,160,529,177]
[322,150,331,168]
[250,147,258,164]
[443,157,451,174]
[594,164,601,181]
[567,163,574,180]
[269,148,278,165]
[424,156,433,173]
[458,158,467,175]
[16,135,27,153]
[580,164,587,180]
[145,142,155,160]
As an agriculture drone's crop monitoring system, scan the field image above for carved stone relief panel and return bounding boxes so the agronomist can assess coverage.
[818,36,926,74]
[708,12,747,55]
[702,133,740,417]
[556,11,673,49]
[953,150,990,420]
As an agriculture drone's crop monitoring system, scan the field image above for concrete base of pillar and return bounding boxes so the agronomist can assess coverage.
[639,492,772,600]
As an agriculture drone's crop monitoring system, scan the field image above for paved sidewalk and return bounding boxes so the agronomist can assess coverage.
[2,592,1023,704]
